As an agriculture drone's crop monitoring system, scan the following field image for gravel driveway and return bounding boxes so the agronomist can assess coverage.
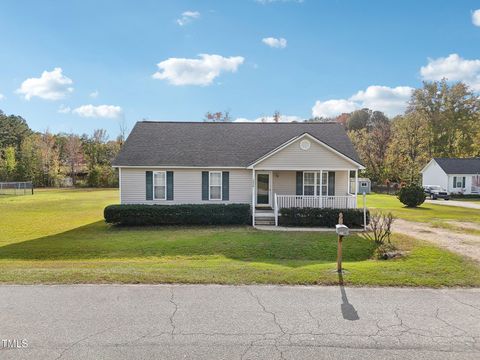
[393,219,480,262]
[425,200,480,210]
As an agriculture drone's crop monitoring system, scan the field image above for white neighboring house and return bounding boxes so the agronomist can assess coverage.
[421,158,480,195]
[112,121,365,226]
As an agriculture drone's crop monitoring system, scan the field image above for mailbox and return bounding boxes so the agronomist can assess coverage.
[335,224,349,236]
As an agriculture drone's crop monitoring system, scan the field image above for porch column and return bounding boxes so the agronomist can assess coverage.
[354,169,358,208]
[252,168,256,227]
[319,170,323,208]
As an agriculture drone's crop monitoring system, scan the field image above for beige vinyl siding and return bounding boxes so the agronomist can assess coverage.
[272,171,296,195]
[335,170,349,195]
[271,170,350,196]
[255,137,355,170]
[120,168,252,205]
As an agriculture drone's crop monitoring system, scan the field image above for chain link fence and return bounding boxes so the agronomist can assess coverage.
[0,182,34,195]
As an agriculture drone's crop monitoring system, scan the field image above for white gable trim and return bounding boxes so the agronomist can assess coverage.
[420,159,447,175]
[247,133,364,169]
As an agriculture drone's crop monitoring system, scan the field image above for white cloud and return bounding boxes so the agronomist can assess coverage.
[350,86,413,116]
[312,85,414,118]
[0,93,5,101]
[72,104,123,119]
[176,11,200,26]
[58,104,71,114]
[420,53,480,91]
[16,67,73,100]
[234,115,302,122]
[472,9,480,26]
[152,54,245,86]
[312,99,358,118]
[89,90,99,98]
[262,37,287,49]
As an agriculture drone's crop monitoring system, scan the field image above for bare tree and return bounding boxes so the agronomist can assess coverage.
[273,111,281,123]
[118,119,128,146]
[64,134,84,185]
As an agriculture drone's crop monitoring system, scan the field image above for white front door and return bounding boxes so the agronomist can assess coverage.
[256,172,272,207]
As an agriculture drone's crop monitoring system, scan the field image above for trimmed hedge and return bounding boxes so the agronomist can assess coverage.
[104,204,251,226]
[279,207,369,228]
[450,194,480,199]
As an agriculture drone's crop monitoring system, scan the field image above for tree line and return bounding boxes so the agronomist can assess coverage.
[1,79,479,187]
[0,111,123,187]
[320,80,479,185]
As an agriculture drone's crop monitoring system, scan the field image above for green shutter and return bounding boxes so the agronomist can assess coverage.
[453,176,457,188]
[462,177,466,188]
[202,171,209,200]
[296,171,303,195]
[166,171,174,200]
[146,171,153,200]
[328,172,335,196]
[222,171,229,201]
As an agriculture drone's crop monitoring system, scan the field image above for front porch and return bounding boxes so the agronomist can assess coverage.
[251,169,359,226]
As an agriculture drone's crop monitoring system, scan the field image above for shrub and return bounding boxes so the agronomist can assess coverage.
[450,194,480,199]
[278,208,369,228]
[364,211,395,245]
[104,203,251,226]
[397,184,426,207]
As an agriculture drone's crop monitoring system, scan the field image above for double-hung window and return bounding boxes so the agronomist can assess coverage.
[209,172,222,200]
[303,172,316,195]
[303,171,328,196]
[153,171,166,200]
[321,171,328,195]
[453,176,466,188]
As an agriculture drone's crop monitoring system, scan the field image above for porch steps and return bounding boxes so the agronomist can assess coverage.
[254,210,275,226]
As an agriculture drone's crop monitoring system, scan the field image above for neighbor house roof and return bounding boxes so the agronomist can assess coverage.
[113,121,363,167]
[434,158,480,174]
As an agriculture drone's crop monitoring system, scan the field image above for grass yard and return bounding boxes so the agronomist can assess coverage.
[0,189,479,287]
[362,193,480,225]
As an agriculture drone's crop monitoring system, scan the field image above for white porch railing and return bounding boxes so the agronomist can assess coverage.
[274,194,357,227]
[276,194,357,210]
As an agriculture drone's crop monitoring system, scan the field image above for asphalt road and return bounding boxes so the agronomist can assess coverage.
[1,285,479,360]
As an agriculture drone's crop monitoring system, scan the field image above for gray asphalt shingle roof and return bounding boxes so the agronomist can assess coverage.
[113,121,362,167]
[434,158,480,174]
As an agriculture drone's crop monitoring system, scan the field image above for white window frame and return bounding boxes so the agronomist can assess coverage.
[303,171,328,196]
[153,171,166,200]
[361,181,368,188]
[303,172,316,196]
[453,176,466,189]
[209,171,222,201]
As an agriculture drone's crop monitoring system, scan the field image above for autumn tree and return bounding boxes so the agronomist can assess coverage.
[386,114,429,183]
[204,111,232,122]
[408,80,480,158]
[348,110,392,183]
[64,134,84,185]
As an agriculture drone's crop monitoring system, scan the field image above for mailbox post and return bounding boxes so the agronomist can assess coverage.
[335,213,349,273]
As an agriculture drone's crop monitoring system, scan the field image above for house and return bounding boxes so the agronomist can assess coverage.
[421,158,480,195]
[112,121,365,225]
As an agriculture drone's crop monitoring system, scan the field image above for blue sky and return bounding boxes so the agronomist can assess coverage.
[0,0,479,138]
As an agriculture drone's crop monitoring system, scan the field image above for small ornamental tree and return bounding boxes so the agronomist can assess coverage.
[397,184,426,207]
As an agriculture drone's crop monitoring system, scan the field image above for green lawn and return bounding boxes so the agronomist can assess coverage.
[0,189,479,287]
[361,193,480,225]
